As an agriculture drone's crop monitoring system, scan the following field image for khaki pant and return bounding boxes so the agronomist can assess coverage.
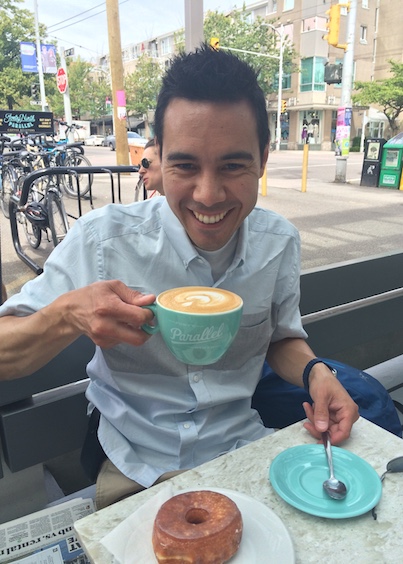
[95,459,186,509]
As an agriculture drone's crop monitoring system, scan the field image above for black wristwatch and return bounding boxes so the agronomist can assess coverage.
[302,358,337,394]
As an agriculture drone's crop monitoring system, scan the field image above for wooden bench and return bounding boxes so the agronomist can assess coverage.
[0,250,402,483]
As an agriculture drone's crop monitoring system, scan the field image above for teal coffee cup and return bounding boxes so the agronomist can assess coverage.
[142,286,243,365]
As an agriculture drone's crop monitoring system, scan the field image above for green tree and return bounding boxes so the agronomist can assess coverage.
[125,54,163,116]
[353,61,403,136]
[47,58,112,120]
[203,9,297,98]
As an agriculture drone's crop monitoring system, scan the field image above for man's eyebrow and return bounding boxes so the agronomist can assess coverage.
[221,151,254,161]
[166,151,254,161]
[166,152,194,161]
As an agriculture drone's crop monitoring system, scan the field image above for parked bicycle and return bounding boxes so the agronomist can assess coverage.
[11,134,93,199]
[0,136,35,219]
[13,168,69,249]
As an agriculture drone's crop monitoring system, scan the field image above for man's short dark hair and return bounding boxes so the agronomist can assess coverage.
[154,44,269,159]
[144,138,155,149]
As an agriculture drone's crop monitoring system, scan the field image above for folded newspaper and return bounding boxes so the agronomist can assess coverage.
[0,498,94,564]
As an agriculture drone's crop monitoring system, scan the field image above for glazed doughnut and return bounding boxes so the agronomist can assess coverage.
[152,490,243,564]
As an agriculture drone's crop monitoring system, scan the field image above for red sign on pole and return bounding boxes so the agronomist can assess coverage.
[56,67,68,94]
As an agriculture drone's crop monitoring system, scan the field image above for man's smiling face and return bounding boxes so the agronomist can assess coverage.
[160,98,268,251]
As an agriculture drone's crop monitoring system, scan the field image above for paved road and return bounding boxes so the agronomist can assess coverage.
[1,146,402,297]
[261,150,403,269]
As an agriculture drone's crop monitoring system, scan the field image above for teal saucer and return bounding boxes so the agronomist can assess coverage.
[269,444,382,519]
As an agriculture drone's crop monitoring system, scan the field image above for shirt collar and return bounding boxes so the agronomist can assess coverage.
[160,198,247,272]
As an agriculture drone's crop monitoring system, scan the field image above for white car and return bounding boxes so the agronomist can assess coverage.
[104,131,148,150]
[84,135,105,146]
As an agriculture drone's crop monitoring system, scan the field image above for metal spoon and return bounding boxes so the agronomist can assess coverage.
[322,431,348,500]
[372,455,403,520]
[379,455,403,482]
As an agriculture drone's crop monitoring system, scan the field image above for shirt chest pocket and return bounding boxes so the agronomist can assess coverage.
[214,310,276,370]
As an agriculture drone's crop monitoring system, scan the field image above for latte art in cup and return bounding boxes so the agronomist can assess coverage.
[158,287,242,314]
[141,286,243,365]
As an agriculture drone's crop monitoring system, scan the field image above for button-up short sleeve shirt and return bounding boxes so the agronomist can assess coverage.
[0,198,306,486]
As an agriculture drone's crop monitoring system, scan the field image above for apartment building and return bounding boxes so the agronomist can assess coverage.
[100,0,401,150]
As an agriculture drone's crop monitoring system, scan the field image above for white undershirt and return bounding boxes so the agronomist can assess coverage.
[196,231,239,282]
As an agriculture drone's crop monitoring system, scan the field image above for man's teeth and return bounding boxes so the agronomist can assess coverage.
[193,211,227,224]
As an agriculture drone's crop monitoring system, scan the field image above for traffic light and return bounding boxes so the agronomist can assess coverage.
[31,83,39,99]
[210,37,220,50]
[281,100,287,114]
[324,4,341,47]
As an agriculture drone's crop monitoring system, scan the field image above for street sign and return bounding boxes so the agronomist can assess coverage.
[30,100,42,105]
[56,67,68,94]
[64,48,74,57]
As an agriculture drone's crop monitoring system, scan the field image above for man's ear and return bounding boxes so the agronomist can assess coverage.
[260,144,269,177]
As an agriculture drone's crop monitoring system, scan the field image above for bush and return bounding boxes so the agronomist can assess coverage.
[350,136,361,152]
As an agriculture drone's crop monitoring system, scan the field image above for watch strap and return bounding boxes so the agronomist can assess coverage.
[302,358,337,394]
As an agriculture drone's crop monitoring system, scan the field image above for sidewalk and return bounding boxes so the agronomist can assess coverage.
[1,154,403,295]
[257,153,403,270]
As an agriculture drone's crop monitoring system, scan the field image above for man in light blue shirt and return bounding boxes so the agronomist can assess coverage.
[0,45,358,508]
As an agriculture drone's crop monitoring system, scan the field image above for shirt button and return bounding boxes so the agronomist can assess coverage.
[183,423,190,429]
[193,374,200,383]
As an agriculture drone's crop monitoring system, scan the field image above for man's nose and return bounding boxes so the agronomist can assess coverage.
[193,172,226,207]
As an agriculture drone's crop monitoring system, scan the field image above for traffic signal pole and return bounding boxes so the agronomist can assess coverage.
[335,0,357,183]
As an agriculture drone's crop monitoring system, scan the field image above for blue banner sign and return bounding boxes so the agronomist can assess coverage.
[20,42,37,73]
[20,42,57,74]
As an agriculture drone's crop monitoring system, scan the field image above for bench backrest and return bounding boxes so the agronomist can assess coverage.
[0,337,95,473]
[300,250,403,369]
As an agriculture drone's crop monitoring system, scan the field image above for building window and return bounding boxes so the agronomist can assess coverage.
[273,72,292,90]
[283,23,294,43]
[360,25,368,43]
[366,121,384,138]
[160,37,172,56]
[302,16,327,32]
[284,0,294,11]
[300,57,326,92]
[362,0,369,8]
[266,0,277,14]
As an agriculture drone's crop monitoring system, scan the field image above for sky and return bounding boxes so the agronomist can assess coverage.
[21,0,240,62]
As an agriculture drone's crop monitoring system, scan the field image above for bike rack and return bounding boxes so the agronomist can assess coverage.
[8,165,139,274]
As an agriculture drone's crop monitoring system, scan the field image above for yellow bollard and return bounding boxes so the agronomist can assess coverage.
[301,142,309,192]
[261,165,267,197]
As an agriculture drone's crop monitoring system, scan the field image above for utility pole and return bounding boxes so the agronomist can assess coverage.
[106,0,129,165]
[335,0,357,182]
[33,0,47,111]
[184,0,204,52]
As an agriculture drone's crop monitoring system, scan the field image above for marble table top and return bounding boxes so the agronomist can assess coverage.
[75,418,403,563]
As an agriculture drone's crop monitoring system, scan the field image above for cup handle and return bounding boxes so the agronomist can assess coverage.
[141,304,159,335]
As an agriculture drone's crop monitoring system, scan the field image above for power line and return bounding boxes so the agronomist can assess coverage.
[47,0,130,34]
[46,3,105,30]
[48,35,103,55]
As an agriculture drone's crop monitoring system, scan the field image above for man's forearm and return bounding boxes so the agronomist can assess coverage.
[266,338,318,388]
[0,298,80,380]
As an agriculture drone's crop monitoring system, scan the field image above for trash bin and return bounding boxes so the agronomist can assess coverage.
[360,138,386,187]
[379,132,403,189]
[129,144,145,166]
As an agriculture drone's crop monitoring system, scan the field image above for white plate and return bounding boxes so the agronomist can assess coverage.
[158,487,295,564]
